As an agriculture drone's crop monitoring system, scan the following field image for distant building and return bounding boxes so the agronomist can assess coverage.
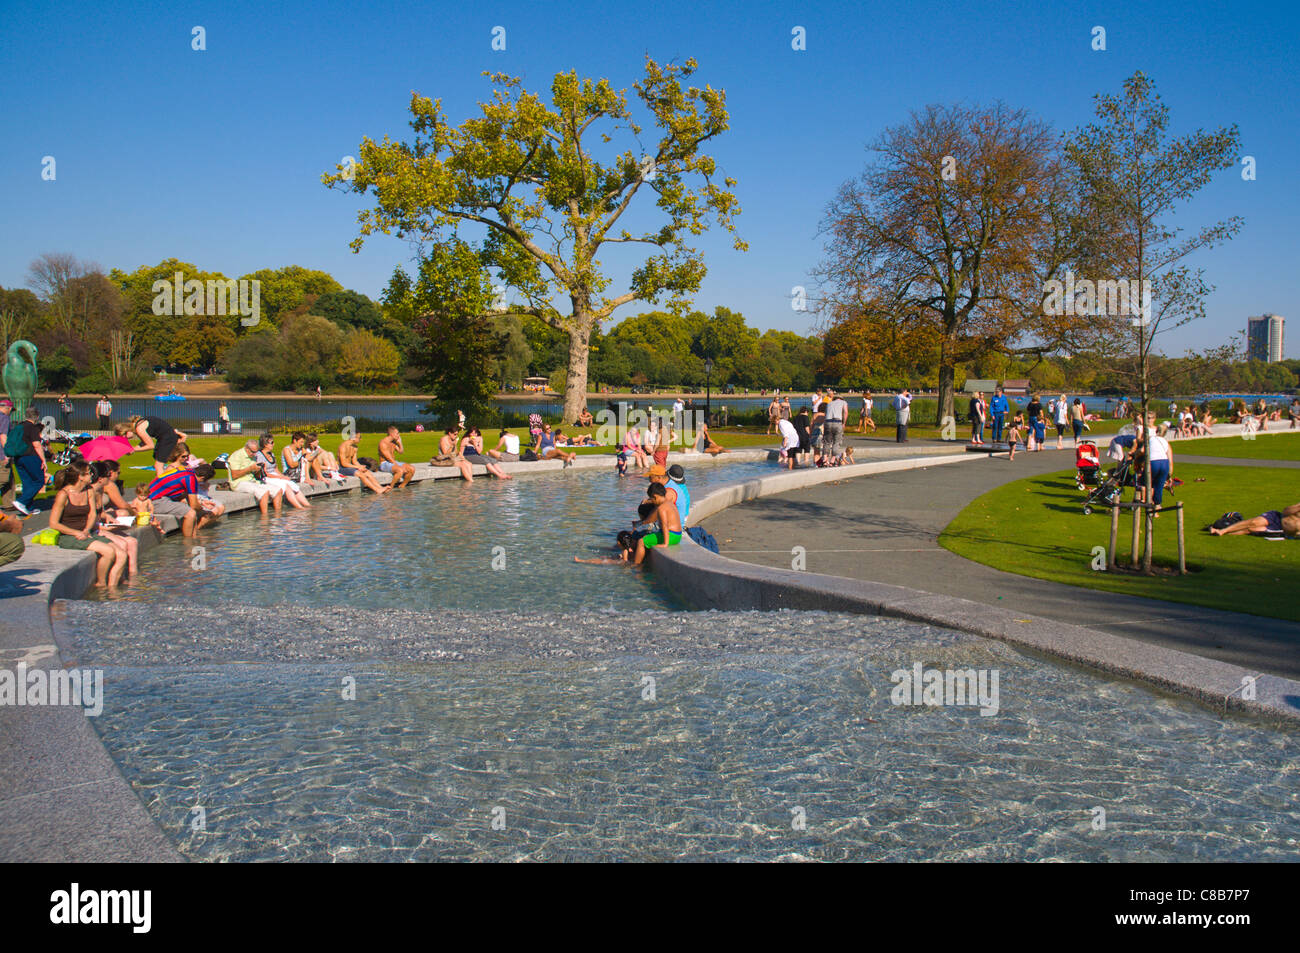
[1002,379,1030,396]
[1246,314,1285,363]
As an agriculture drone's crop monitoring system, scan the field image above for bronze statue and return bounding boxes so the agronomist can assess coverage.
[3,341,38,421]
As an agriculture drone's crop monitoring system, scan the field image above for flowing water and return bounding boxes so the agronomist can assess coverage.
[56,461,1300,861]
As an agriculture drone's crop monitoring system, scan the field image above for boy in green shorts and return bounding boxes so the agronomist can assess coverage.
[634,482,682,565]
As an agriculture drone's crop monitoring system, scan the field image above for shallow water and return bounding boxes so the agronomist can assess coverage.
[90,460,772,611]
[54,604,1300,862]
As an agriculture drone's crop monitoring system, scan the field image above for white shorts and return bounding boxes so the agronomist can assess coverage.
[266,477,299,495]
[234,481,273,499]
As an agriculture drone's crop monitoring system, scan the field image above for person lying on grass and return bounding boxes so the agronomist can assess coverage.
[1209,504,1300,537]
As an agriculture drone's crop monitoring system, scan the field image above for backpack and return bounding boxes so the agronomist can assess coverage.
[4,426,30,459]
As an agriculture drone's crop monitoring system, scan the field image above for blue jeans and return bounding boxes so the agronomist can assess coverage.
[991,412,1005,442]
[15,453,44,510]
[1149,459,1171,505]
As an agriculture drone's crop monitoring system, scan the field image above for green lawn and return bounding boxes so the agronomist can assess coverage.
[939,463,1300,622]
[1174,430,1300,461]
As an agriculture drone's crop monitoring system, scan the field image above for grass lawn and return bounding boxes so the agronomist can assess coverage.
[939,462,1300,622]
[1173,430,1300,461]
[25,426,776,503]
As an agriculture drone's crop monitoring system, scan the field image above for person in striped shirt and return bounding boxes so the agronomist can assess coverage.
[146,449,214,537]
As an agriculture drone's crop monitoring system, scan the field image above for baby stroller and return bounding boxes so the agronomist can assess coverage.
[1074,441,1100,490]
[1082,455,1132,515]
[47,430,95,467]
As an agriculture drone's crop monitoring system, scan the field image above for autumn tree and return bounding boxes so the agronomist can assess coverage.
[817,103,1083,424]
[325,57,745,423]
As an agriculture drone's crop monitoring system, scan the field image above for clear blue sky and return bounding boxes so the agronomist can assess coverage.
[3,0,1296,357]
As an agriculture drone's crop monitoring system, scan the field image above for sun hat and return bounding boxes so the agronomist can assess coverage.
[647,464,667,478]
[667,464,685,481]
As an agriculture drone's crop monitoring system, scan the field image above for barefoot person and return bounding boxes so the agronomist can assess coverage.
[490,429,521,462]
[431,427,475,482]
[537,424,576,465]
[48,462,127,588]
[255,434,311,508]
[633,482,682,566]
[89,460,144,576]
[338,435,387,494]
[378,425,415,489]
[228,439,287,513]
[693,421,729,455]
[461,426,512,479]
[147,448,220,535]
[574,530,637,565]
[1210,503,1300,537]
[858,390,877,433]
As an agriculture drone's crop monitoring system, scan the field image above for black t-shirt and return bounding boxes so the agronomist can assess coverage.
[1026,400,1042,421]
[794,411,810,437]
[21,420,44,453]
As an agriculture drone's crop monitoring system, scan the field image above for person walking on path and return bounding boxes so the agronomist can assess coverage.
[1052,393,1069,449]
[1025,393,1045,451]
[10,406,48,516]
[95,394,112,431]
[969,392,986,445]
[859,390,876,433]
[823,389,849,463]
[218,402,230,434]
[766,396,780,435]
[893,390,912,443]
[1069,398,1085,445]
[989,386,1008,443]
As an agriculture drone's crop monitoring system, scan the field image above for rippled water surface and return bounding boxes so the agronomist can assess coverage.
[55,604,1300,862]
[91,460,772,610]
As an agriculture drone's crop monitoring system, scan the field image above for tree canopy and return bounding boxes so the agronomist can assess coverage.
[325,57,745,421]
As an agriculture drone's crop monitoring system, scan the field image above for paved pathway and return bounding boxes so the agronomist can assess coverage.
[702,445,1300,679]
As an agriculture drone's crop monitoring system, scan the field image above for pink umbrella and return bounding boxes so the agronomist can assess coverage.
[78,435,136,462]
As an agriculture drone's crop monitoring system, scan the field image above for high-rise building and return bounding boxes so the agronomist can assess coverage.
[1246,313,1285,363]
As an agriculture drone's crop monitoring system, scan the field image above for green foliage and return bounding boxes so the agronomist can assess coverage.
[408,241,503,423]
[325,57,745,419]
[39,344,77,390]
[337,328,402,389]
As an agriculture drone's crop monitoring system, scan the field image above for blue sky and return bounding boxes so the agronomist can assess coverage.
[2,0,1296,357]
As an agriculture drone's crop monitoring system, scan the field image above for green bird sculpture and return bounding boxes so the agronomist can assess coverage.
[3,340,39,421]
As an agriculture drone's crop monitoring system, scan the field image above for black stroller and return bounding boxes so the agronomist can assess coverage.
[1082,456,1133,515]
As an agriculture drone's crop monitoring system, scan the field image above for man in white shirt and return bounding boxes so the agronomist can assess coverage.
[893,390,912,443]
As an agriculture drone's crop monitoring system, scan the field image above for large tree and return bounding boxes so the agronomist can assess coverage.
[1065,71,1241,571]
[817,103,1084,424]
[325,57,745,423]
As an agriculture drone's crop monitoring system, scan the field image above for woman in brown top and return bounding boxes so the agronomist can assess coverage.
[49,460,126,588]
